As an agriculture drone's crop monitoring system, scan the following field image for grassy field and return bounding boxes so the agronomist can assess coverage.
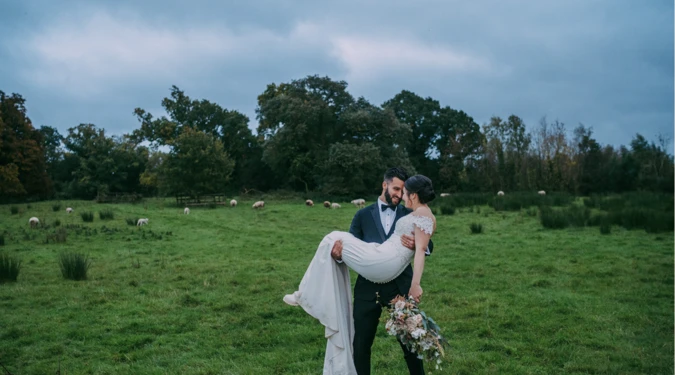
[0,198,672,374]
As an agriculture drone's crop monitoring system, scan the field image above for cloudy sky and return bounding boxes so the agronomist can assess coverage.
[1,0,672,151]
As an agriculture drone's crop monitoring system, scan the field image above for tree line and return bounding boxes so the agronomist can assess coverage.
[1,76,672,202]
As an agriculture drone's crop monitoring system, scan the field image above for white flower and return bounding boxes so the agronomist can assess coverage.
[395,300,406,310]
[411,328,427,339]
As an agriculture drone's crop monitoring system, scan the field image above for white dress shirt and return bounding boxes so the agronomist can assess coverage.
[378,198,397,235]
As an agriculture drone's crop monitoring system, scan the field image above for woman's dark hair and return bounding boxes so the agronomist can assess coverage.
[383,167,409,183]
[404,175,436,204]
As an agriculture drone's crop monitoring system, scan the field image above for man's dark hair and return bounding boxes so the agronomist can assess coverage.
[383,167,409,183]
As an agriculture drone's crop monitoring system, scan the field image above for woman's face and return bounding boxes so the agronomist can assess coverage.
[403,187,413,208]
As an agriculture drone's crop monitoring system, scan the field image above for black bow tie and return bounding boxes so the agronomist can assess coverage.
[381,204,397,212]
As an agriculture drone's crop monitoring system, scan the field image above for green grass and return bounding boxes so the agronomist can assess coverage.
[0,198,672,374]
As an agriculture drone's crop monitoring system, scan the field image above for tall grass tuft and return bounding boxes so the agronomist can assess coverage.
[0,253,22,283]
[600,222,611,235]
[99,209,115,220]
[470,223,483,234]
[10,206,19,215]
[54,219,61,227]
[58,252,91,281]
[81,212,94,222]
[52,203,61,212]
[0,234,4,246]
[125,217,139,226]
[540,208,569,229]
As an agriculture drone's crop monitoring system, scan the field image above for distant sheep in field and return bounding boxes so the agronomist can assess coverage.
[538,190,546,196]
[323,201,331,208]
[252,201,265,209]
[29,217,40,228]
[184,207,190,215]
[305,199,314,207]
[440,193,450,197]
[230,199,237,207]
[66,207,73,213]
[137,218,149,226]
[331,203,341,209]
[497,191,505,196]
[351,199,365,208]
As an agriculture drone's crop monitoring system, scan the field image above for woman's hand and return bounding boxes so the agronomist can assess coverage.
[408,284,423,303]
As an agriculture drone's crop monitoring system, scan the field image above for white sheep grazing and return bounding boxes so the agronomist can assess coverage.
[29,217,40,228]
[252,201,265,209]
[66,207,73,214]
[184,207,190,215]
[305,199,314,207]
[137,218,149,226]
[497,191,505,196]
[230,199,237,207]
[350,199,365,208]
[331,203,341,209]
[440,193,450,197]
[538,190,546,196]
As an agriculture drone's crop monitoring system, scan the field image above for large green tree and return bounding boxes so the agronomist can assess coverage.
[158,127,235,196]
[257,76,413,194]
[133,86,265,191]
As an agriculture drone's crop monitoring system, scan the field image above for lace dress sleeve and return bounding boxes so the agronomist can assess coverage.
[411,215,434,235]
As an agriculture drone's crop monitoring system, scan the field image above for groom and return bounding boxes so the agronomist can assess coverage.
[331,167,433,375]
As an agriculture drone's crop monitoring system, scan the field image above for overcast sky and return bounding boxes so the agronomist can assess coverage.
[1,0,672,151]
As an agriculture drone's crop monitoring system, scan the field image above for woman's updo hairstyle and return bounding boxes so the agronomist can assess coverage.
[404,175,436,204]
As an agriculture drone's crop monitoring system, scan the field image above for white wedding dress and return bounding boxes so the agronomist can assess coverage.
[285,214,434,375]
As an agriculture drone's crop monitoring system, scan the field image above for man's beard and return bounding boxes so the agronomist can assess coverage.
[384,189,399,206]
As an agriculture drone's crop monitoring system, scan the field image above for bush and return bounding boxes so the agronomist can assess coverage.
[10,206,18,215]
[600,223,611,235]
[58,252,91,281]
[566,205,590,227]
[540,208,569,229]
[125,217,139,226]
[99,209,114,220]
[0,253,22,283]
[81,212,94,222]
[46,228,68,244]
[52,203,61,212]
[439,205,455,215]
[526,207,538,217]
[470,223,483,234]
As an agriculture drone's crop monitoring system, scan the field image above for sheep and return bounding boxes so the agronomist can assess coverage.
[137,218,149,226]
[323,201,331,208]
[305,199,314,207]
[230,199,237,207]
[331,203,341,209]
[497,191,505,196]
[538,190,546,196]
[252,201,265,209]
[350,199,366,208]
[184,207,190,215]
[440,193,450,197]
[28,217,40,228]
[66,207,73,214]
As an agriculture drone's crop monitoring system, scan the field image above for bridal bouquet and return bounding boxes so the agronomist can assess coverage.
[386,295,449,371]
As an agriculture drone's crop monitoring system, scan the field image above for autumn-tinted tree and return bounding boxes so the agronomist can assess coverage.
[0,91,52,201]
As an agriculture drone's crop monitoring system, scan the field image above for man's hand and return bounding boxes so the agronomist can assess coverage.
[400,234,415,251]
[331,240,343,262]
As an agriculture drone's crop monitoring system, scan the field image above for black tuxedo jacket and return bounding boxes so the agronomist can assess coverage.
[348,202,434,300]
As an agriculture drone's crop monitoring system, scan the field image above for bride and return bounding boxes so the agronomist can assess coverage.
[283,175,437,375]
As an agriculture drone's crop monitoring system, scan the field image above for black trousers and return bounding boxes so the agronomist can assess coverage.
[352,280,424,375]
